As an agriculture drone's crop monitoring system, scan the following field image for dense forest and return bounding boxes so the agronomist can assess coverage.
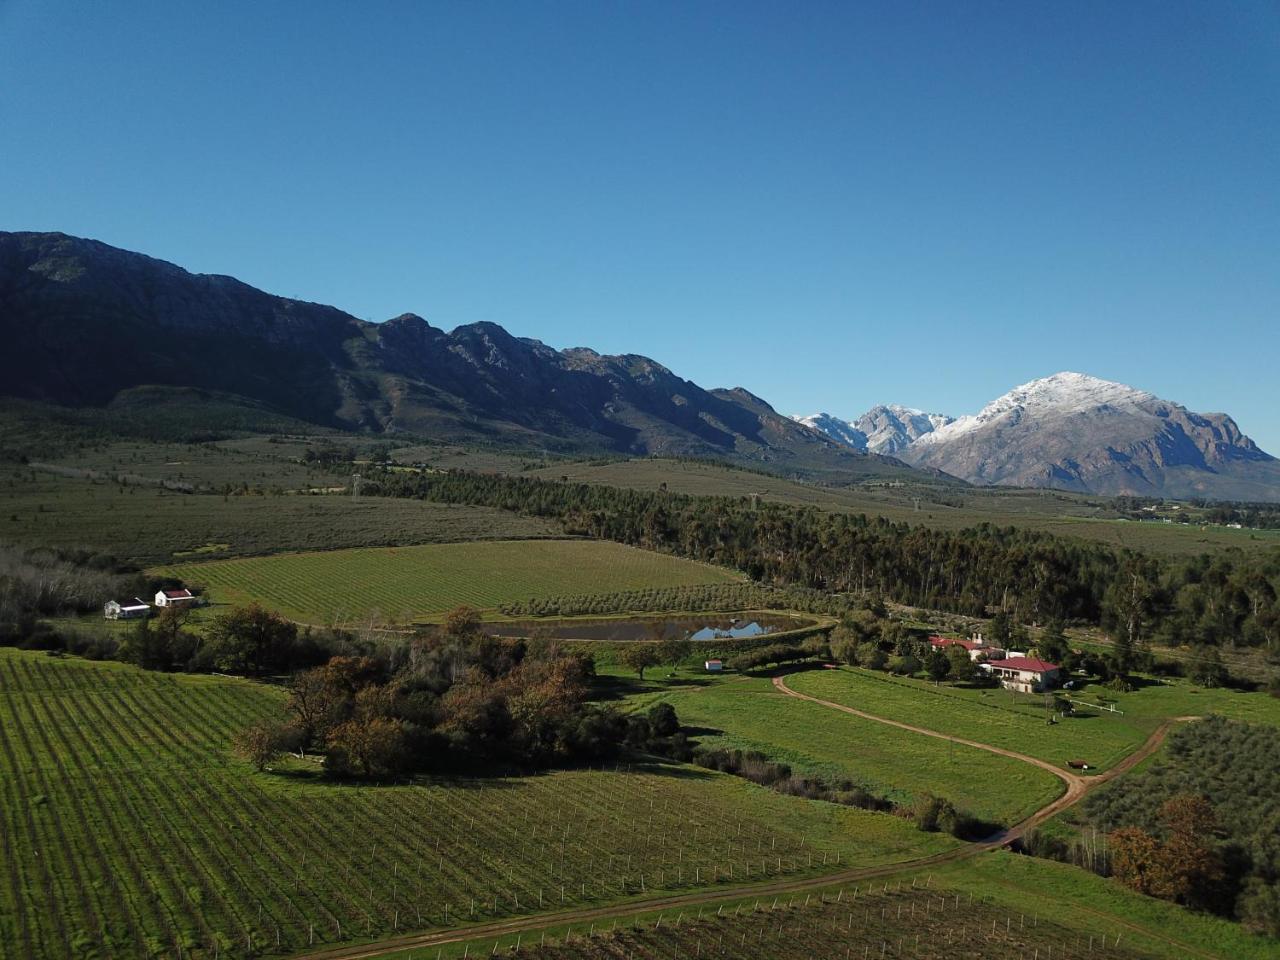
[362,468,1280,653]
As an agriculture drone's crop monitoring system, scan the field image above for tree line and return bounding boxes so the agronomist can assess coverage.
[360,466,1280,652]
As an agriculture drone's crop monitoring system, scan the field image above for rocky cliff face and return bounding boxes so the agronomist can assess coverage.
[0,231,921,481]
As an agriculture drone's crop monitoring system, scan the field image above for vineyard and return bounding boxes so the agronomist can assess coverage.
[497,582,852,618]
[0,649,951,960]
[447,881,1155,960]
[154,540,743,624]
[2,469,563,565]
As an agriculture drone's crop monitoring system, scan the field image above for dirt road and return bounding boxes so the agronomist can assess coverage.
[772,673,1193,842]
[290,680,1194,960]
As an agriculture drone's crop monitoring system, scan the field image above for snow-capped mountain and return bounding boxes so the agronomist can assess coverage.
[909,372,1156,451]
[793,405,954,455]
[856,404,956,455]
[798,372,1280,501]
[792,413,870,450]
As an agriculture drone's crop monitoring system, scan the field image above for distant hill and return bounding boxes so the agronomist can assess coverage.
[799,372,1280,502]
[0,230,928,483]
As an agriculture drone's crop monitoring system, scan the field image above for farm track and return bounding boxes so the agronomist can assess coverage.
[291,679,1198,960]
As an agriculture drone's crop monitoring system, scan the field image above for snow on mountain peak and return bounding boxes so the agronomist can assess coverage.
[912,372,1158,448]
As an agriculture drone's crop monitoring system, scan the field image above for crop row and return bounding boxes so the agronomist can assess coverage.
[511,881,1150,960]
[1,652,848,960]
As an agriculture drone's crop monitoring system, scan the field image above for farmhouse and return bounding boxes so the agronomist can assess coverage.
[982,656,1062,693]
[155,588,196,607]
[928,634,1006,662]
[104,598,151,620]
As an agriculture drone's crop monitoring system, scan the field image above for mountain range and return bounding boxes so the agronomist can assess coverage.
[0,231,917,483]
[3,230,1275,501]
[795,372,1280,501]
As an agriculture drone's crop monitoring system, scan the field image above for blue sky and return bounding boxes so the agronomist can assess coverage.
[3,1,1278,450]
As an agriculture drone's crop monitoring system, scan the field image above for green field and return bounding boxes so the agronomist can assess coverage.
[784,668,1280,774]
[154,540,744,624]
[0,649,954,960]
[937,852,1280,960]
[1,469,562,564]
[607,669,1064,826]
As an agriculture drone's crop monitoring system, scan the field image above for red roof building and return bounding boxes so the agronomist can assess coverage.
[929,636,979,651]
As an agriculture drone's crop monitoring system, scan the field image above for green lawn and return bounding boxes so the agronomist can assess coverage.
[785,667,1280,774]
[939,852,1280,960]
[0,648,954,960]
[606,668,1064,826]
[152,539,743,624]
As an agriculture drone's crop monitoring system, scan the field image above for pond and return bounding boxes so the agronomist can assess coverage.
[483,612,815,643]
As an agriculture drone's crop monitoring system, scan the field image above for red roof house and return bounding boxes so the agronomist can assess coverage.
[982,657,1062,692]
[155,588,196,607]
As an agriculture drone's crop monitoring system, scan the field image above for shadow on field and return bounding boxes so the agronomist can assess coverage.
[591,673,715,703]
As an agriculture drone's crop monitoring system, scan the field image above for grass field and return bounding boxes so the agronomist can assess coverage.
[154,541,743,624]
[936,852,1280,960]
[528,459,1280,558]
[0,649,954,960]
[0,470,562,564]
[784,668,1280,774]
[603,669,1064,826]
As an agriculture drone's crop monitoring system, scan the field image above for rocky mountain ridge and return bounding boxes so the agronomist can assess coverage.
[0,230,920,482]
[797,373,1279,501]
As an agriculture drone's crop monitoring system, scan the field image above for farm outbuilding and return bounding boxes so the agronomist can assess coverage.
[104,598,151,620]
[155,588,196,607]
[704,659,724,672]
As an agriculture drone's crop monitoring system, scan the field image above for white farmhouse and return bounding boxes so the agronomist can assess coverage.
[982,656,1062,693]
[155,588,196,607]
[104,598,151,620]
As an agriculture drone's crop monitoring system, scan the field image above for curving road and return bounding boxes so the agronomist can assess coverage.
[772,673,1195,843]
[290,677,1196,960]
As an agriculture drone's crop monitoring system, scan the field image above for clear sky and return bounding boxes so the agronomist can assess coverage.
[3,1,1278,450]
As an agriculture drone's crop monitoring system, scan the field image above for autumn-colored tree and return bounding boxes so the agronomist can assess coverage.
[1109,826,1162,895]
[443,605,481,638]
[1150,794,1224,908]
[286,655,381,748]
[1110,794,1224,908]
[232,719,290,772]
[325,716,409,778]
